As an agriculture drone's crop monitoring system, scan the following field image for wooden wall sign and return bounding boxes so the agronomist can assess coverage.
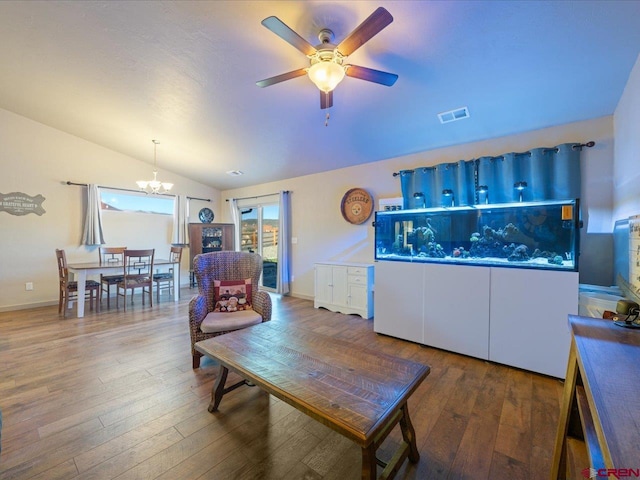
[340,188,373,225]
[0,192,46,216]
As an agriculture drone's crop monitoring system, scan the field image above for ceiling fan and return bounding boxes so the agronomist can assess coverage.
[256,7,398,109]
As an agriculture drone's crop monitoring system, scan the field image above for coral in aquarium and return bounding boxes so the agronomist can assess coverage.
[470,224,531,261]
[548,255,564,266]
[416,241,446,258]
[452,246,470,258]
[507,244,530,262]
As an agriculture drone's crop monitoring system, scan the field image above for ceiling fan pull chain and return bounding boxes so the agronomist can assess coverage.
[325,112,330,127]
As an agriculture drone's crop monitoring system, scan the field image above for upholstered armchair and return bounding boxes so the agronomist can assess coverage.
[189,251,272,368]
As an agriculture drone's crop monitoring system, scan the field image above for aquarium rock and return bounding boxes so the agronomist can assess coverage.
[548,255,564,266]
[508,244,530,262]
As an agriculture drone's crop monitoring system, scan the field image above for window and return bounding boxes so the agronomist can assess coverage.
[100,189,173,215]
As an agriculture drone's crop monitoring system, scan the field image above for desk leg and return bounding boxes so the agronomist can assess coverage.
[550,340,579,479]
[76,270,87,318]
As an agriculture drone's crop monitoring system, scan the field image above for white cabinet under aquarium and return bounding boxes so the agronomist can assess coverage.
[373,199,580,378]
[375,262,491,360]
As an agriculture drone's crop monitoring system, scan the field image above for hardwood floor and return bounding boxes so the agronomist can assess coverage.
[0,290,564,479]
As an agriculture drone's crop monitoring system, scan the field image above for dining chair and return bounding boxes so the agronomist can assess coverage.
[99,246,126,309]
[56,249,100,317]
[153,246,182,302]
[116,249,154,311]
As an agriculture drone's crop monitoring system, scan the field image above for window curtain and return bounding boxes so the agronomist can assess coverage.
[172,195,189,245]
[276,190,291,295]
[228,198,240,250]
[81,184,105,245]
[400,143,581,207]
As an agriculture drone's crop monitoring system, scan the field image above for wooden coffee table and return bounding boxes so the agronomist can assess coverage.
[195,321,430,480]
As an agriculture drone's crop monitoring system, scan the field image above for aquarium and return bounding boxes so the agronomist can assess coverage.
[373,199,580,271]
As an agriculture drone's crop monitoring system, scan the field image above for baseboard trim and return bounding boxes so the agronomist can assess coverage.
[0,300,58,313]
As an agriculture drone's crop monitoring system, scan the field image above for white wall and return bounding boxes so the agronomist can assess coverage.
[221,116,614,299]
[0,106,617,311]
[613,53,640,285]
[0,108,220,311]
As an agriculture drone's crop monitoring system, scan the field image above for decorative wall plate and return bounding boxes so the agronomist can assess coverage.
[340,188,373,225]
[198,207,214,223]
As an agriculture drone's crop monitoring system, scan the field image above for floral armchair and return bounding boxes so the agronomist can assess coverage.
[188,251,272,368]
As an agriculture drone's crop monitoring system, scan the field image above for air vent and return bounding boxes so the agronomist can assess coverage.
[438,106,470,124]
[226,170,244,176]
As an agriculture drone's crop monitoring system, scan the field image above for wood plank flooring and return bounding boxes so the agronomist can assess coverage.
[0,290,564,479]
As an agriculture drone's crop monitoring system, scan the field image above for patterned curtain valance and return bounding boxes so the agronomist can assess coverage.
[398,143,584,209]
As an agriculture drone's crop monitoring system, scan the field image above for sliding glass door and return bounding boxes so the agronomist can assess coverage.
[239,203,279,290]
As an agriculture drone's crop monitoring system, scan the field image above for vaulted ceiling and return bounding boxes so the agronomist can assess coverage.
[0,1,638,190]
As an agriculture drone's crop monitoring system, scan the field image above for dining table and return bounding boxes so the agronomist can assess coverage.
[67,258,180,317]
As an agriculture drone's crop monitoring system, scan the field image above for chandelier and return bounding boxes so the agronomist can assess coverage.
[136,140,173,194]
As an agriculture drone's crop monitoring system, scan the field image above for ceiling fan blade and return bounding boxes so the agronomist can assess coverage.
[336,7,393,57]
[261,16,317,56]
[320,90,333,110]
[345,65,398,86]
[256,68,308,88]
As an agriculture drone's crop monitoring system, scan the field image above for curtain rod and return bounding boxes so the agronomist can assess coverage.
[225,190,291,202]
[65,181,211,202]
[391,141,596,177]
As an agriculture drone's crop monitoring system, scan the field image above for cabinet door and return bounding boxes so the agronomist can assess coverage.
[489,268,578,378]
[423,263,490,359]
[315,264,334,304]
[347,283,368,311]
[374,262,424,343]
[331,266,349,307]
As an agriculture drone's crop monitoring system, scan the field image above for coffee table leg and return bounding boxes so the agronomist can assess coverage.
[361,444,378,480]
[399,403,420,463]
[208,365,229,413]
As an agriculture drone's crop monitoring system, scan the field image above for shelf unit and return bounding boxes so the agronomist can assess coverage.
[188,223,234,286]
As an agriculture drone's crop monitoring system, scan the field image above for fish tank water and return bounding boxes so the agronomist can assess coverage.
[373,199,580,271]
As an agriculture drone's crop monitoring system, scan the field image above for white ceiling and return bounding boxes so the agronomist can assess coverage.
[0,1,638,190]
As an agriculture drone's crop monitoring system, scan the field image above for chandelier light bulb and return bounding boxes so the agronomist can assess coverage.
[308,61,345,93]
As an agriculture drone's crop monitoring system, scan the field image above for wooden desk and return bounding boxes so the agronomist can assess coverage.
[195,322,430,480]
[551,315,640,479]
[67,258,178,317]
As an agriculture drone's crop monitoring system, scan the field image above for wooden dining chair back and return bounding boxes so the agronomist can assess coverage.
[99,246,126,308]
[56,249,100,317]
[117,249,155,311]
[153,246,182,302]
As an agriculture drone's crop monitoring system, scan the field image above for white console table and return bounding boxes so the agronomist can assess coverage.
[314,262,374,319]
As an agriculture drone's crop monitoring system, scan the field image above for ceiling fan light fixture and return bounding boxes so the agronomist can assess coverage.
[307,61,345,93]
